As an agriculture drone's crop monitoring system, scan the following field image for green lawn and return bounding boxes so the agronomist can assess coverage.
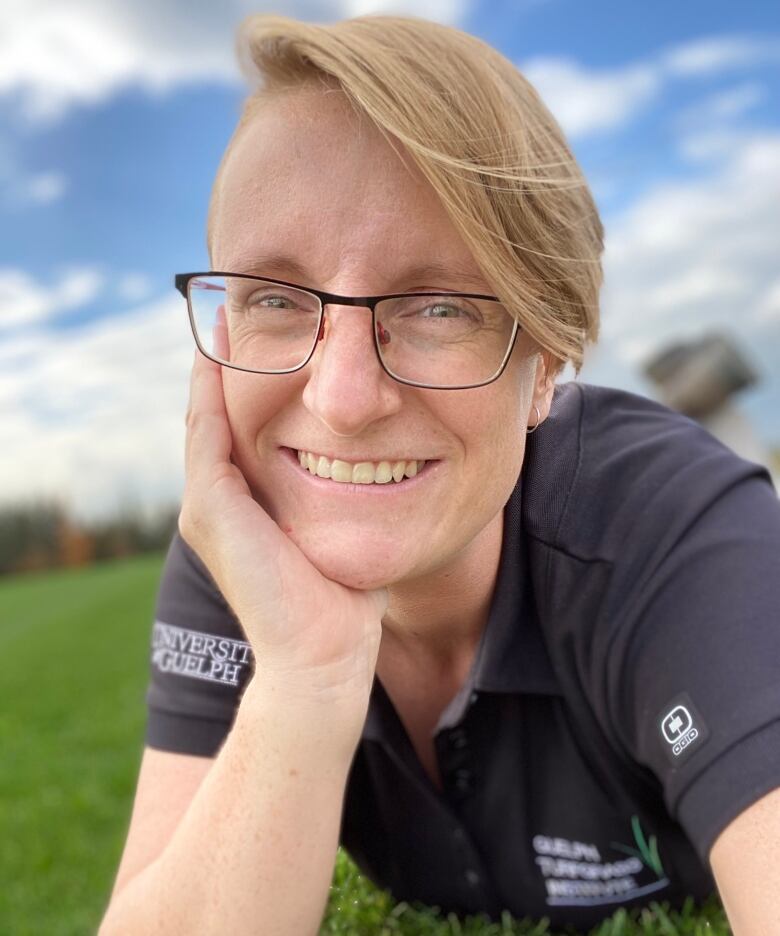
[0,555,732,935]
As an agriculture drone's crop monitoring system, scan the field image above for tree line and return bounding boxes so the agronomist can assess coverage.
[0,502,179,576]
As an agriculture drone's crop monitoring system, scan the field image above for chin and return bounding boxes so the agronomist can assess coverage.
[289,527,410,591]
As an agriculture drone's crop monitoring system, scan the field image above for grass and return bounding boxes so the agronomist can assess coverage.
[0,555,733,935]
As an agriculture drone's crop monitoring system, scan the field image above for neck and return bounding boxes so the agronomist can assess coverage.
[379,510,504,672]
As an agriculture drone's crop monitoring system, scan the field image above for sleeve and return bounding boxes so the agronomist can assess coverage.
[609,466,780,867]
[144,531,255,757]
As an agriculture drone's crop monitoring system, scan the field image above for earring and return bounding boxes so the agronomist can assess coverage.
[526,403,542,434]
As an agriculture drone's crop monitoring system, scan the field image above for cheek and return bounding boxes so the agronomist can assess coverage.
[222,371,288,457]
[463,369,533,493]
[467,366,533,455]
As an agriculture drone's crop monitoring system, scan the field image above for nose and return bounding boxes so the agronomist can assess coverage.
[301,305,404,436]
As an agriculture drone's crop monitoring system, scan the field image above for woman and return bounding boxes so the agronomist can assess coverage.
[100,14,780,935]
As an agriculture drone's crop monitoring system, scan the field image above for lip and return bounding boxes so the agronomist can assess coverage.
[280,446,439,493]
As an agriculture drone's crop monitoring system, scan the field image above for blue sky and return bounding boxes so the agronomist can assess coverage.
[1,0,778,517]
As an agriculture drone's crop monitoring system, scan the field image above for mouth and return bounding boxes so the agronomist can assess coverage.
[282,447,433,486]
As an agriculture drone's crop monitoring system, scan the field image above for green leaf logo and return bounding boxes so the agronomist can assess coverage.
[609,815,666,878]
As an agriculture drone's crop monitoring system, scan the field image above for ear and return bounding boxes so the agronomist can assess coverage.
[532,350,558,423]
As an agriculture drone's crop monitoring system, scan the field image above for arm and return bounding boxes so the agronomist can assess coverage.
[101,347,386,933]
[100,678,365,935]
[591,455,780,911]
[709,786,780,936]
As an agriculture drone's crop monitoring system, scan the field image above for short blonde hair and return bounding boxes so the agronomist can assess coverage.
[208,15,603,374]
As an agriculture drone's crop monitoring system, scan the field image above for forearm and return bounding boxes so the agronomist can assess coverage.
[100,680,364,936]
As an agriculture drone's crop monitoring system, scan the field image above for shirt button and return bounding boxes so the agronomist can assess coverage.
[454,768,474,794]
[469,691,478,705]
[449,729,468,750]
[464,868,481,887]
[452,827,467,844]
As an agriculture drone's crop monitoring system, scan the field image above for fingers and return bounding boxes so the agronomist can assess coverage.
[184,346,234,491]
[213,302,229,361]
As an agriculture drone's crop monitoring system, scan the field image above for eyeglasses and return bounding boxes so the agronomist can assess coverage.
[174,272,521,390]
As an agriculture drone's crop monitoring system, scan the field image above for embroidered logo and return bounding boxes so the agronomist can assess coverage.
[152,620,254,687]
[657,691,709,766]
[532,816,669,907]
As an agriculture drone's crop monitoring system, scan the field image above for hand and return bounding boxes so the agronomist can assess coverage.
[179,346,388,707]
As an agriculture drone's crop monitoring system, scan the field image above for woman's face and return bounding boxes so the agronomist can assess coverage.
[210,87,551,590]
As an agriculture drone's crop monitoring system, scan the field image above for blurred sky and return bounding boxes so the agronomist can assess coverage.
[1,0,779,519]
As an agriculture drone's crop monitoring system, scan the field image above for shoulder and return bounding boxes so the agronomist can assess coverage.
[520,381,775,561]
[145,531,252,756]
[156,530,233,620]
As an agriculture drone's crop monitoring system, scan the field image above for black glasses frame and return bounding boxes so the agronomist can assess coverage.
[175,271,521,390]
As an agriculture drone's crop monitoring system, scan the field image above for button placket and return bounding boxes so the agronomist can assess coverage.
[453,767,474,795]
[436,717,476,802]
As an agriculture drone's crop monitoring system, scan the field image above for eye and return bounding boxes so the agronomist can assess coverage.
[420,302,465,318]
[249,291,297,309]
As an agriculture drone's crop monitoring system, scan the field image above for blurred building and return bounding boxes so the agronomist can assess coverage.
[644,333,777,484]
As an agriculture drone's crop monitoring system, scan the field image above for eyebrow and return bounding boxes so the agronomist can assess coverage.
[225,254,493,293]
[233,254,310,283]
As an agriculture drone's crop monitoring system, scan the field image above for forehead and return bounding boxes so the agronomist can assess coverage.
[211,88,486,290]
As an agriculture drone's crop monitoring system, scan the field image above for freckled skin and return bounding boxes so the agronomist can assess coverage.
[211,87,555,598]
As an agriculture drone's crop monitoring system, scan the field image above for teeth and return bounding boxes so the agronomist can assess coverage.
[331,459,353,482]
[375,461,392,484]
[352,462,375,484]
[297,451,426,485]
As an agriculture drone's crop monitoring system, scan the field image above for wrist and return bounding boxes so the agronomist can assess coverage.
[238,673,372,754]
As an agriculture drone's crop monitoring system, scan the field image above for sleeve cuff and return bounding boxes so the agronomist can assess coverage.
[145,707,232,758]
[676,718,780,868]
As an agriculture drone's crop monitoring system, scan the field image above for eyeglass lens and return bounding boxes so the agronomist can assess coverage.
[188,275,516,388]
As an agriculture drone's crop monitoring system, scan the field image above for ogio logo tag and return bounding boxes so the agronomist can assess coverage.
[657,692,709,767]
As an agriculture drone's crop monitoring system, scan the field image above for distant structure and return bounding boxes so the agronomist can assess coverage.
[643,333,775,475]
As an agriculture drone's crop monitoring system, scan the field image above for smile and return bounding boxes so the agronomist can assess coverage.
[297,450,426,484]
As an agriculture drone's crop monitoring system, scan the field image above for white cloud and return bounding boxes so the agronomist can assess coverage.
[0,1,237,122]
[521,35,778,141]
[521,57,659,138]
[696,82,765,120]
[343,0,468,18]
[0,143,69,209]
[677,127,749,163]
[675,83,766,163]
[0,0,468,123]
[755,279,780,325]
[676,81,765,130]
[1,288,191,519]
[117,272,153,303]
[580,130,780,444]
[25,170,68,203]
[663,36,780,77]
[0,266,103,329]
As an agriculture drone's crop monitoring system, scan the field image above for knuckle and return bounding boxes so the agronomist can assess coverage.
[185,409,214,438]
[177,505,194,545]
[185,406,200,433]
[178,501,205,549]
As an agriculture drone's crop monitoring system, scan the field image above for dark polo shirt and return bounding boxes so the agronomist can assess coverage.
[145,381,780,930]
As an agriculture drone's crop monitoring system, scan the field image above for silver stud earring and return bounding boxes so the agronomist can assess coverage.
[526,403,542,434]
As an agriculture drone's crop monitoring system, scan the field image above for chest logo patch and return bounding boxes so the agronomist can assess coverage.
[532,816,669,907]
[657,691,710,766]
